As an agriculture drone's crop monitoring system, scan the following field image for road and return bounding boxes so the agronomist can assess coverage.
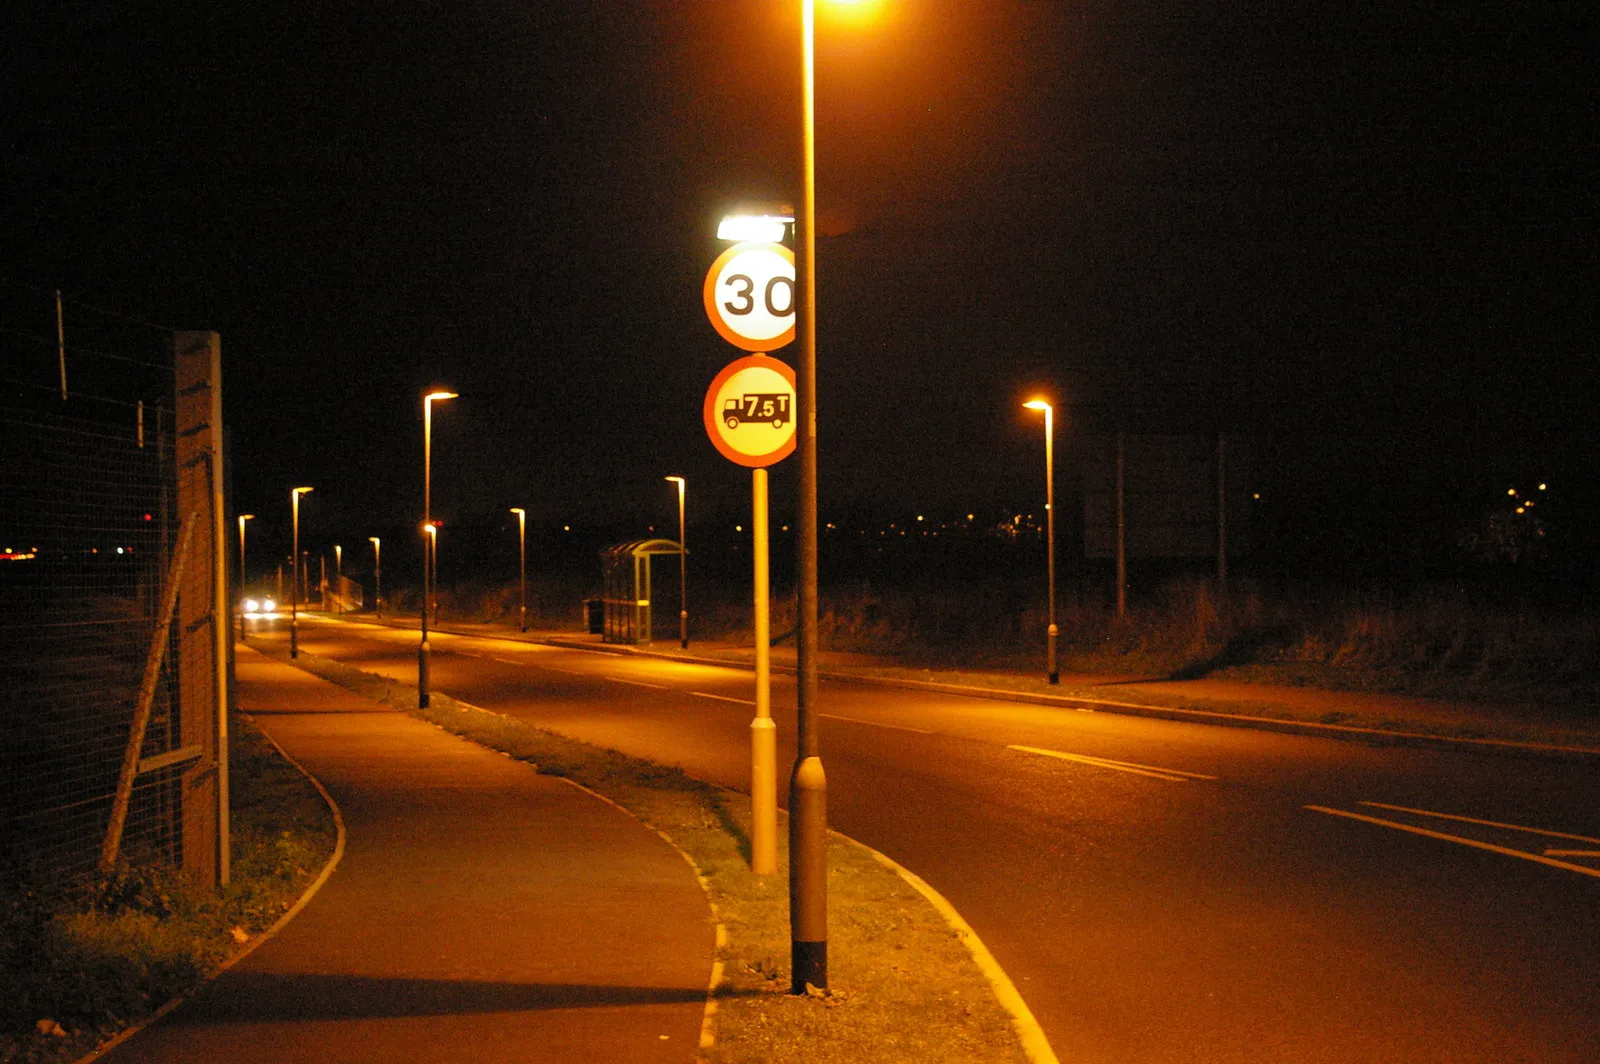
[260,616,1600,1064]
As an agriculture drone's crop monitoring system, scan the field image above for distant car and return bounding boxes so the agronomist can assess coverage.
[242,597,277,614]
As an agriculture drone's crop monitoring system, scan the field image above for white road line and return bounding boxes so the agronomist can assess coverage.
[690,690,756,705]
[490,657,524,666]
[1009,745,1216,782]
[1544,849,1600,858]
[1358,801,1600,846]
[608,677,669,689]
[1305,805,1600,880]
[819,713,933,735]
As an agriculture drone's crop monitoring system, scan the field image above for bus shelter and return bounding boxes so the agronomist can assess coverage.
[599,538,684,644]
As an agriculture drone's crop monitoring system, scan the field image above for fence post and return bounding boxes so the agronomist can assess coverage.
[175,331,228,886]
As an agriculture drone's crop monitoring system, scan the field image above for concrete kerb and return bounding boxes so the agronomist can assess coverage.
[283,625,1063,1064]
[403,692,1059,1064]
[330,616,1600,765]
[532,636,1600,767]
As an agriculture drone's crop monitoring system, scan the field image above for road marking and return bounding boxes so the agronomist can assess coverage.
[691,690,756,705]
[1008,745,1216,782]
[1358,801,1600,846]
[819,713,933,735]
[609,677,669,689]
[490,657,524,666]
[1544,849,1600,858]
[1305,805,1600,880]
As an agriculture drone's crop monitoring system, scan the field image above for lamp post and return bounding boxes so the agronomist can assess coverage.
[419,389,457,709]
[369,536,382,618]
[333,543,343,615]
[509,507,527,632]
[790,0,828,994]
[290,487,313,658]
[1024,399,1059,683]
[237,513,254,641]
[664,477,687,648]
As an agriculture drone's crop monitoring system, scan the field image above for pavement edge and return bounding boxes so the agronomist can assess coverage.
[72,702,349,1064]
[836,834,1060,1064]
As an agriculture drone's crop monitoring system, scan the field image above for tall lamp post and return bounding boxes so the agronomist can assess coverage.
[664,476,688,648]
[369,536,382,618]
[419,390,457,709]
[333,544,343,615]
[290,487,313,658]
[237,513,254,641]
[509,507,527,632]
[1024,399,1059,683]
[789,0,831,994]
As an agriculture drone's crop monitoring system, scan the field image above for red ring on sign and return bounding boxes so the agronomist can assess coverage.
[702,242,796,352]
[703,355,797,468]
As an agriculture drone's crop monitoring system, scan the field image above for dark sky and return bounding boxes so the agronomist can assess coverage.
[5,1,1596,550]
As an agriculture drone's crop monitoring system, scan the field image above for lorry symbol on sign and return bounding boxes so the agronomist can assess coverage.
[724,393,792,430]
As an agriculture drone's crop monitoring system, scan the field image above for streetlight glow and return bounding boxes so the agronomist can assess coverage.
[237,514,255,642]
[290,487,313,658]
[1024,400,1059,684]
[509,507,527,633]
[665,477,688,649]
[368,536,382,618]
[420,389,456,708]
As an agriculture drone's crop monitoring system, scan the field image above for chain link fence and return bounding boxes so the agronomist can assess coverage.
[1,284,225,886]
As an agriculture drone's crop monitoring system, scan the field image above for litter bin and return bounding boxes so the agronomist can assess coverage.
[584,598,603,634]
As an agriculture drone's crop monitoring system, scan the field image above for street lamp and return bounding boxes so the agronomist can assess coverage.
[790,0,830,995]
[290,487,313,658]
[419,389,456,709]
[237,513,254,642]
[369,536,382,618]
[334,543,343,615]
[664,477,688,648]
[509,508,527,632]
[1024,399,1059,683]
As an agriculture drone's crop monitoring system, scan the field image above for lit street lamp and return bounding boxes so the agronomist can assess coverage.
[290,487,313,658]
[509,507,527,632]
[369,536,382,618]
[334,543,343,615]
[1024,399,1059,683]
[419,389,456,709]
[665,476,688,648]
[789,0,829,994]
[237,513,254,642]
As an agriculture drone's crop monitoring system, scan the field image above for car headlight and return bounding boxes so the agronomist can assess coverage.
[243,598,259,613]
[261,598,276,613]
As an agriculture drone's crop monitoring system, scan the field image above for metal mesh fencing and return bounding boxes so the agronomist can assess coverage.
[1,285,220,885]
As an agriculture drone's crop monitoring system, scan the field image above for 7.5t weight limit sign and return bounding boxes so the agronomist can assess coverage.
[703,355,797,468]
[703,241,795,352]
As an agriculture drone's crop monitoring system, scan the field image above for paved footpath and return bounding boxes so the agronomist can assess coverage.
[97,645,713,1064]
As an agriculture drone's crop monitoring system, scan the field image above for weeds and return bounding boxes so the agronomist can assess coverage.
[0,715,336,1064]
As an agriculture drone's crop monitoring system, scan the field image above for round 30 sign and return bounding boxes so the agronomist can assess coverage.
[703,241,795,352]
[703,355,797,468]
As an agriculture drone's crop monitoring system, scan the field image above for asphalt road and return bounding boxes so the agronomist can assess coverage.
[260,616,1600,1064]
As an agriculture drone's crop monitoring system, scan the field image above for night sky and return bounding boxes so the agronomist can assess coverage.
[5,2,1596,567]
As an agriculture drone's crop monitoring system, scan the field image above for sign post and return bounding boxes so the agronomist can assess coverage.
[702,354,796,878]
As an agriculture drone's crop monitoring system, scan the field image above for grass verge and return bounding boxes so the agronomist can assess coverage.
[0,715,337,1064]
[262,645,1034,1064]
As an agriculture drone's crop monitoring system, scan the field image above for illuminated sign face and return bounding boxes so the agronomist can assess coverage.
[703,241,796,352]
[703,356,797,468]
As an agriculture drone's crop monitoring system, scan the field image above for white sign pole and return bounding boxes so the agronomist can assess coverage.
[750,466,777,876]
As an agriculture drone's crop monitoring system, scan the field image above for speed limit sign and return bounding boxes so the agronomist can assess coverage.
[703,241,795,352]
[703,355,797,467]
